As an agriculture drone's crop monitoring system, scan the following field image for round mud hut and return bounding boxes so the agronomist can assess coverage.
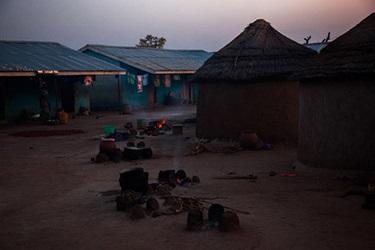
[296,13,375,170]
[194,19,316,144]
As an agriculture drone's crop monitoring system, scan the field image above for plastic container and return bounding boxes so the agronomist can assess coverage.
[103,125,116,136]
[99,138,116,153]
[239,131,263,149]
[58,111,69,124]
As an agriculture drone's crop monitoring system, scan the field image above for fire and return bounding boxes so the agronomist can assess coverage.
[156,119,167,129]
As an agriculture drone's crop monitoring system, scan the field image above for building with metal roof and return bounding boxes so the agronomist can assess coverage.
[80,45,212,74]
[80,45,212,110]
[0,41,125,76]
[0,41,125,121]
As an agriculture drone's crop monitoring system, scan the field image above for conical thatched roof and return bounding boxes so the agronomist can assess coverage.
[296,13,375,79]
[194,19,316,82]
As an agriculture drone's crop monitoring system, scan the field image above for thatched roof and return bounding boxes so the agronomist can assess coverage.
[193,19,316,82]
[296,13,375,79]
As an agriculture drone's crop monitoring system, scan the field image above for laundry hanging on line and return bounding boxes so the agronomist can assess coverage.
[164,75,171,87]
[173,75,181,81]
[142,74,149,86]
[154,75,161,87]
[128,74,136,85]
[137,75,143,93]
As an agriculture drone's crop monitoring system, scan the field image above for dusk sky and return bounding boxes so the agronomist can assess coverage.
[0,0,374,51]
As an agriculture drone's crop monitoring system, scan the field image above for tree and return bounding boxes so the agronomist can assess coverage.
[136,35,166,49]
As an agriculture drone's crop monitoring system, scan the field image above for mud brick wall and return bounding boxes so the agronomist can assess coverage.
[298,79,375,170]
[196,80,299,144]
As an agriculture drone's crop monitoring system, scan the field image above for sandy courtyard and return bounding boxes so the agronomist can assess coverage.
[0,106,374,250]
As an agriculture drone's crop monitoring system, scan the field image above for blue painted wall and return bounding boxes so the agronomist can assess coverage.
[89,75,120,110]
[74,81,91,112]
[155,77,182,105]
[122,74,153,109]
[155,75,198,105]
[84,50,153,110]
[4,78,40,119]
[1,76,89,120]
[83,49,199,110]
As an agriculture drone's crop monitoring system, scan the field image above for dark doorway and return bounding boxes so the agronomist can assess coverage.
[148,83,156,106]
[188,82,192,104]
[154,86,158,105]
[0,82,5,120]
[61,82,75,113]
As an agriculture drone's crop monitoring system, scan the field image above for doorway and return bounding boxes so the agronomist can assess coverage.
[61,81,75,113]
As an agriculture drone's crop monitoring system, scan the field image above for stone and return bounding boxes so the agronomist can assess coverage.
[186,209,203,231]
[176,170,187,180]
[116,190,138,211]
[219,211,240,232]
[119,168,149,193]
[180,177,191,186]
[146,198,159,211]
[208,204,225,223]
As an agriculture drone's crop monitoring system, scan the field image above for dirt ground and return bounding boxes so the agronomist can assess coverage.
[1,105,374,250]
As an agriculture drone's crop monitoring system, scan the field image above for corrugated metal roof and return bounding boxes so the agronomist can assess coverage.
[304,42,329,53]
[80,45,213,74]
[0,41,125,75]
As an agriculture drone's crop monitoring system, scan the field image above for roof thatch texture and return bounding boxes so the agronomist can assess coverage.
[193,19,316,82]
[296,13,375,79]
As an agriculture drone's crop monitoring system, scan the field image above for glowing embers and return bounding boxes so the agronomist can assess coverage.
[142,118,171,136]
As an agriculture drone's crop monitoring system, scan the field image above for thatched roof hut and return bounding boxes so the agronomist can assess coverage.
[296,13,375,79]
[195,19,316,143]
[296,13,375,170]
[194,19,316,82]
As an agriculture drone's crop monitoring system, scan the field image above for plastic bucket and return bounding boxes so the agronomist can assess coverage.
[103,125,116,136]
[100,137,116,153]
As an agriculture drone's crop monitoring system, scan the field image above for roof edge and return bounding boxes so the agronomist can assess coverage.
[80,44,209,53]
[0,40,61,45]
[0,70,126,77]
[80,46,156,74]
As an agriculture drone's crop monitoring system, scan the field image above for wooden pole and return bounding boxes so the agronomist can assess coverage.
[117,75,122,107]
